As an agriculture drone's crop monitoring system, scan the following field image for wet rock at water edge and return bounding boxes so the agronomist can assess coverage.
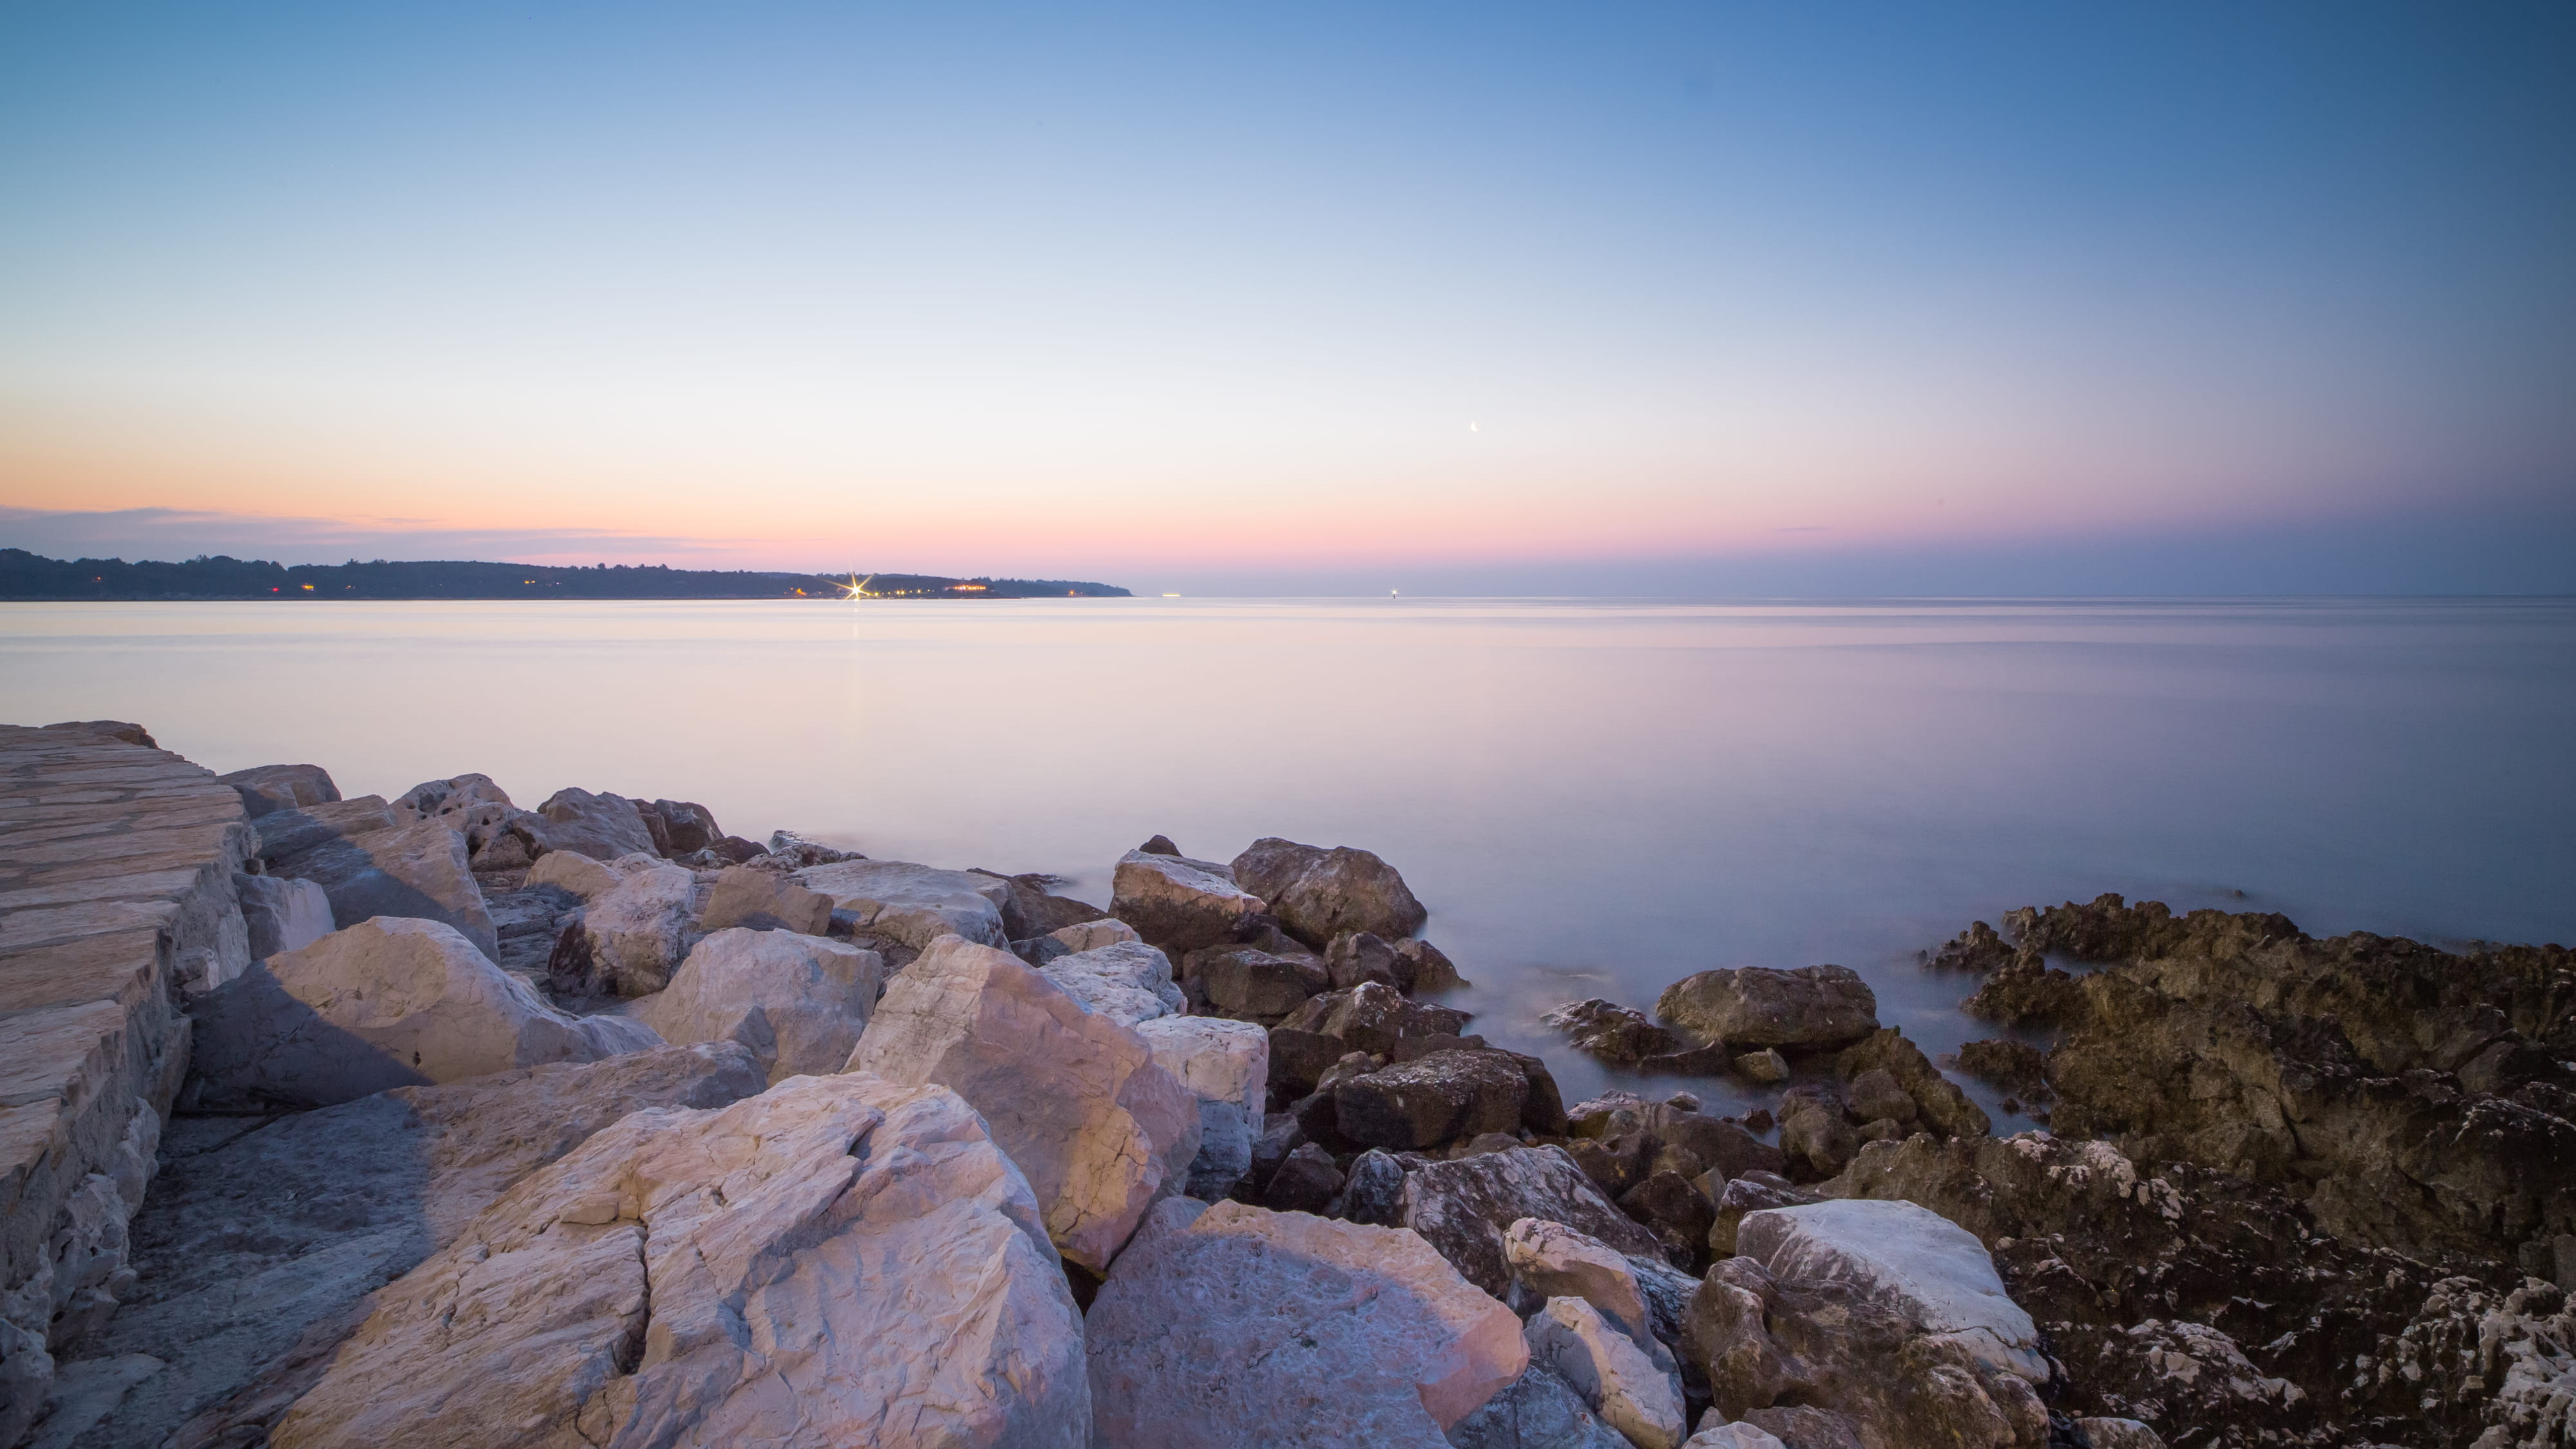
[1546,999,1679,1065]
[1654,965,1879,1053]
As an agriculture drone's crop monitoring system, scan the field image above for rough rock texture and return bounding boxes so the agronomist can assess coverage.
[259,810,498,960]
[845,935,1199,1271]
[694,863,832,935]
[1654,966,1878,1052]
[1041,939,1186,1025]
[43,1045,766,1449]
[1133,1015,1268,1200]
[1680,1423,1788,1449]
[1087,1198,1527,1446]
[233,873,332,960]
[1284,981,1475,1056]
[1707,1172,1819,1258]
[1446,1364,1634,1449]
[188,918,659,1109]
[559,858,700,997]
[1822,1129,2570,1446]
[1546,1000,1678,1065]
[1048,917,1140,951]
[1403,1147,1672,1298]
[272,1073,1089,1449]
[971,870,1110,940]
[1684,1198,2052,1449]
[216,765,338,818]
[1329,1148,1410,1227]
[525,786,660,861]
[1228,838,1428,949]
[637,798,721,857]
[1506,1219,1663,1354]
[1111,849,1265,955]
[795,859,1010,950]
[1525,1295,1686,1449]
[1193,945,1331,1019]
[1334,1049,1530,1151]
[633,927,884,1084]
[1970,897,2576,1269]
[1833,1029,1989,1139]
[525,848,626,900]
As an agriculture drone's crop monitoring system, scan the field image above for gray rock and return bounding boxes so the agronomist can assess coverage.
[233,873,332,960]
[1088,1199,1527,1446]
[694,863,832,935]
[1545,999,1678,1065]
[1134,1015,1269,1200]
[188,918,660,1110]
[1329,1148,1410,1225]
[1706,1172,1820,1258]
[261,811,498,959]
[639,798,721,855]
[1326,931,1406,990]
[1230,838,1429,949]
[1263,1143,1345,1214]
[1446,1364,1633,1449]
[526,786,659,860]
[1111,849,1264,955]
[217,764,338,818]
[271,1075,1088,1449]
[634,927,884,1084]
[1525,1295,1686,1449]
[1654,966,1879,1052]
[564,857,698,996]
[1196,945,1331,1019]
[1402,1147,1667,1299]
[1042,939,1186,1025]
[1284,981,1474,1056]
[796,858,1011,949]
[58,1045,766,1449]
[1333,1049,1529,1151]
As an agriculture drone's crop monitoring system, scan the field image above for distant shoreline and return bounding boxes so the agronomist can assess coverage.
[0,548,1130,601]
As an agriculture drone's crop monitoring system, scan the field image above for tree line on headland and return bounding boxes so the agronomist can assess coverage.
[0,548,1130,600]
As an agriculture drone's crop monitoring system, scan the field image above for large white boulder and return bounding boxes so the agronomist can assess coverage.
[1087,1198,1528,1446]
[526,786,659,861]
[635,927,884,1084]
[1133,1016,1268,1200]
[63,1045,769,1449]
[526,847,626,900]
[1736,1198,2046,1384]
[188,917,660,1109]
[796,859,1010,949]
[844,935,1200,1271]
[1525,1297,1686,1449]
[272,1074,1089,1449]
[1042,939,1186,1025]
[561,858,699,996]
[1507,1218,1660,1355]
[1110,849,1264,954]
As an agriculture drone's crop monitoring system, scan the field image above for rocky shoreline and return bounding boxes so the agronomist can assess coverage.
[3,725,2569,1448]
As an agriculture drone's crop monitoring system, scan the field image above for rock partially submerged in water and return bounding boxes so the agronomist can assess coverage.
[1654,965,1879,1052]
[1545,998,1678,1065]
[1229,837,1428,949]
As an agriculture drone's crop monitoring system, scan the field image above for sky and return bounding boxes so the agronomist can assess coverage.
[3,2,2572,594]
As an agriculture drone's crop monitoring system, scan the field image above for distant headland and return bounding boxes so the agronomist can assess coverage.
[0,548,1130,601]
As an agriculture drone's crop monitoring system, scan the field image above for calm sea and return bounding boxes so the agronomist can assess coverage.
[8,597,2572,1118]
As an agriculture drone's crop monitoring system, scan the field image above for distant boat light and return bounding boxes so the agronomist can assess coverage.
[1162,593,1180,597]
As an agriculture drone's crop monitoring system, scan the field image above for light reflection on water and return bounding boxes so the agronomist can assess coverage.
[7,596,2571,1123]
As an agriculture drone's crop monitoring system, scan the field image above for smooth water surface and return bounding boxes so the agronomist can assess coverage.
[8,597,2572,1115]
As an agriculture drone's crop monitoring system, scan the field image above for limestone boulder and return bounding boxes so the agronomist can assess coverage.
[1680,1424,1787,1449]
[262,812,498,959]
[1086,1198,1527,1447]
[557,858,698,997]
[1229,837,1428,949]
[65,1045,766,1449]
[795,858,1010,949]
[1042,939,1186,1025]
[1111,848,1264,954]
[1402,1147,1669,1298]
[1526,1296,1687,1449]
[218,764,339,818]
[1684,1198,2050,1447]
[1048,916,1139,951]
[1133,1016,1268,1199]
[635,927,884,1084]
[188,918,661,1109]
[526,786,660,860]
[1507,1219,1661,1353]
[234,873,333,960]
[695,863,832,934]
[1654,965,1878,1052]
[845,936,1200,1271]
[524,847,627,900]
[272,1074,1089,1449]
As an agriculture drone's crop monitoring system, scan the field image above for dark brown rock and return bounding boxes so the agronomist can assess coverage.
[1261,1142,1345,1214]
[1397,1146,1667,1298]
[1619,1170,1714,1271]
[1655,964,1879,1052]
[1543,998,1678,1064]
[1331,1049,1528,1151]
[1228,837,1428,949]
